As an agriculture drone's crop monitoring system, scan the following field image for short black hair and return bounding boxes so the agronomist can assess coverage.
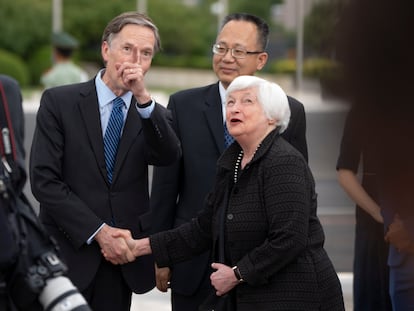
[220,13,269,51]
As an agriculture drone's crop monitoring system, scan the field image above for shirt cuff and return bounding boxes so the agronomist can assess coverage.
[87,223,105,245]
[135,100,155,119]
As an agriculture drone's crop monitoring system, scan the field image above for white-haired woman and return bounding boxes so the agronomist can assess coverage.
[109,75,345,310]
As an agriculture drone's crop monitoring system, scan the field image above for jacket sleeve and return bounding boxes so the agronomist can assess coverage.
[141,102,181,166]
[149,198,214,268]
[149,95,182,234]
[29,89,103,248]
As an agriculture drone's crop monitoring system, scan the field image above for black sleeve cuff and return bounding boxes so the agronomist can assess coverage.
[137,99,153,108]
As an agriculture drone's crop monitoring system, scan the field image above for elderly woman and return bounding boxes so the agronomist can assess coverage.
[109,75,345,310]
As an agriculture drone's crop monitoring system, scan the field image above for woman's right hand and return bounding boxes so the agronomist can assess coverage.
[210,262,240,296]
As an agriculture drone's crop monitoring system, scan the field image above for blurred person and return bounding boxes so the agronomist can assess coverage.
[111,75,344,311]
[41,31,89,89]
[0,184,19,311]
[0,76,91,311]
[0,75,25,177]
[336,106,392,310]
[29,12,181,311]
[0,74,26,310]
[335,0,414,309]
[150,12,308,310]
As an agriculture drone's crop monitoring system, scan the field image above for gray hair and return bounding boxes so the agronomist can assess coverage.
[226,75,290,133]
[102,11,161,53]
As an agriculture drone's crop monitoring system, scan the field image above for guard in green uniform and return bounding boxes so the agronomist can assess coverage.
[41,32,88,89]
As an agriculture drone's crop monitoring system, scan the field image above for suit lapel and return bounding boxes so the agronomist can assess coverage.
[204,83,226,153]
[78,82,108,183]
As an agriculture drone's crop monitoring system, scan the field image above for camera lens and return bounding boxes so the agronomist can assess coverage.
[39,276,91,311]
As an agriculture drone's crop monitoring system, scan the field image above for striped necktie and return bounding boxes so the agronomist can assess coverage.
[224,122,234,148]
[104,97,125,183]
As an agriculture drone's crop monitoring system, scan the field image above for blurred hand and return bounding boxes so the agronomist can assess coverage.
[95,225,135,265]
[155,265,171,292]
[385,215,414,253]
[210,263,239,296]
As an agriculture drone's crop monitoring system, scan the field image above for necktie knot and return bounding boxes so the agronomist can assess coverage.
[113,96,125,109]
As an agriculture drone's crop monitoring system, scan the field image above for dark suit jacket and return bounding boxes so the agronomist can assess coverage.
[150,82,307,296]
[29,79,181,293]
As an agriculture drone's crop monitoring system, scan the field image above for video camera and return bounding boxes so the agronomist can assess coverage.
[0,80,91,310]
[0,180,91,311]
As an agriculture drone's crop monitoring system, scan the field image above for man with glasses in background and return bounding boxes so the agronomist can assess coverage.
[150,13,308,310]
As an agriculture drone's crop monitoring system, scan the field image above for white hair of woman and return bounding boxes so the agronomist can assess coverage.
[226,75,290,133]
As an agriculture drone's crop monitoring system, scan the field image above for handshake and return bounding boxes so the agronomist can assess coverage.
[94,224,241,295]
[95,224,150,265]
[94,224,172,292]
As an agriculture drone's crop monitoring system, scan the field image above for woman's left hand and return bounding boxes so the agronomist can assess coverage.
[210,263,240,296]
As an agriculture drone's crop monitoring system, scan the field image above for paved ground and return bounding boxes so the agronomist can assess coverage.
[130,272,353,310]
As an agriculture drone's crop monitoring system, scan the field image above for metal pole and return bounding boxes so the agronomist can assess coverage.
[137,0,147,14]
[295,0,304,91]
[217,0,228,31]
[52,0,62,33]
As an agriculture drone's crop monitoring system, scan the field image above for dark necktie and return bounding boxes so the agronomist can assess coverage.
[104,97,125,183]
[224,122,234,148]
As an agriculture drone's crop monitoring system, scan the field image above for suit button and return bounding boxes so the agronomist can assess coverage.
[227,213,234,220]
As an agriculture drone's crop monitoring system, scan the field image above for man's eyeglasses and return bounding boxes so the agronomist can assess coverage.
[212,44,263,59]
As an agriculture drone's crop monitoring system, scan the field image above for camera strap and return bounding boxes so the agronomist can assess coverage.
[0,81,20,192]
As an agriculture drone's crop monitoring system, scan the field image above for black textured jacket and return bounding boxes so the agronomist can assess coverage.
[151,129,344,310]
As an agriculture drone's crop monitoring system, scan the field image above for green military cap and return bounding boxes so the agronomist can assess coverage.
[52,32,79,49]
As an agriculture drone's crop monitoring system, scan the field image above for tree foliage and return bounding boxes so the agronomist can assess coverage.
[0,0,284,63]
[0,0,50,58]
[304,0,344,57]
[49,0,218,63]
[150,0,216,56]
[0,0,339,85]
[229,0,282,23]
[63,0,137,62]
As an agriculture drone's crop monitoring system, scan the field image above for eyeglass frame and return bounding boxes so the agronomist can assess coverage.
[212,43,264,59]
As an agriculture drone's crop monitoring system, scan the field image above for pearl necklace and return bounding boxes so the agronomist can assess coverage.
[234,150,243,183]
[234,144,261,184]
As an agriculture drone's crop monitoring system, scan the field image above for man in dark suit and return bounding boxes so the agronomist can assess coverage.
[150,13,307,310]
[29,12,181,311]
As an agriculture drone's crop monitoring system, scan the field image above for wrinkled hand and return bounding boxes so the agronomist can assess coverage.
[385,215,414,253]
[210,263,238,296]
[155,264,171,292]
[95,225,135,265]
